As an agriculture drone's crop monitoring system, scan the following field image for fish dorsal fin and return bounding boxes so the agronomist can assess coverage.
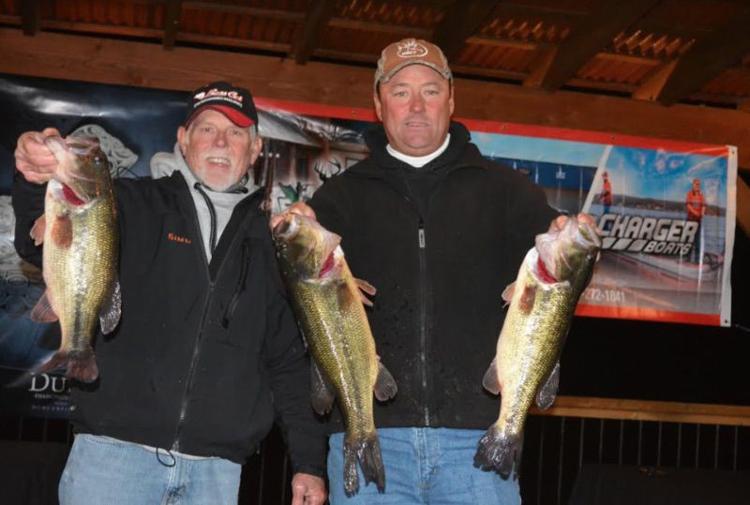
[355,278,376,307]
[310,360,336,415]
[501,282,515,307]
[482,357,501,396]
[535,361,560,410]
[30,215,46,246]
[99,278,122,335]
[30,290,58,323]
[373,361,398,401]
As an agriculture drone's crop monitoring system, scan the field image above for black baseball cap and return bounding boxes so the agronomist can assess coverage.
[185,81,258,128]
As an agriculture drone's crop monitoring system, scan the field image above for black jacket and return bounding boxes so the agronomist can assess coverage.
[309,122,558,430]
[12,171,326,475]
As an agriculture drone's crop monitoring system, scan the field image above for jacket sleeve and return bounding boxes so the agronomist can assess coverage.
[11,172,47,268]
[263,279,327,478]
[506,170,560,266]
[307,177,351,237]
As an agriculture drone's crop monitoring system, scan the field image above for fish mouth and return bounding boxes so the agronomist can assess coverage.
[317,242,342,279]
[61,183,87,206]
[534,254,558,284]
[49,179,91,206]
[318,249,336,278]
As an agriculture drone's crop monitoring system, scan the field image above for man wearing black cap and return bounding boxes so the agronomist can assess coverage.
[274,39,559,504]
[13,82,327,505]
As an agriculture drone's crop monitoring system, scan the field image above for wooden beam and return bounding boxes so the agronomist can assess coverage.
[524,45,557,87]
[657,4,750,106]
[432,0,499,62]
[632,59,678,101]
[531,396,750,426]
[536,0,660,91]
[327,18,430,38]
[181,2,303,21]
[1,28,749,171]
[291,0,336,64]
[20,0,40,36]
[163,0,182,50]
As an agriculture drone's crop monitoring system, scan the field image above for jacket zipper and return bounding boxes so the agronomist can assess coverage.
[417,218,431,426]
[194,183,218,255]
[171,281,214,452]
[171,179,249,452]
[394,173,433,428]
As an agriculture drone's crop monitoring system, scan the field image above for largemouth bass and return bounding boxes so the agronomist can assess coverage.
[29,135,120,383]
[474,213,600,478]
[272,212,397,496]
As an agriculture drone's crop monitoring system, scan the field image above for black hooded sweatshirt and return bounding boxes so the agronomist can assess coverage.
[309,121,559,430]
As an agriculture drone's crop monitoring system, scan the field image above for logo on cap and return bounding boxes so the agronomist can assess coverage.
[396,39,428,58]
[194,88,245,107]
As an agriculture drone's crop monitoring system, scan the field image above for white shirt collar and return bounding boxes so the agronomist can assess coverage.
[386,134,451,168]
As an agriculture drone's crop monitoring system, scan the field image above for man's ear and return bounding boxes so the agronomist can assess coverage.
[374,92,383,121]
[249,135,263,165]
[177,126,188,153]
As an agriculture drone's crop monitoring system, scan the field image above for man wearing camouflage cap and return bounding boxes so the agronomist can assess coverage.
[280,38,558,503]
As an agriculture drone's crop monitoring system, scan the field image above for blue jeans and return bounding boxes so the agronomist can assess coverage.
[327,428,521,504]
[59,434,241,505]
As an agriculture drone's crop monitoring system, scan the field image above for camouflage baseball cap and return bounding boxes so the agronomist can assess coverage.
[374,38,452,89]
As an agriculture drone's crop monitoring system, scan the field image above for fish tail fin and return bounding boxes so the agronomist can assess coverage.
[474,424,523,480]
[34,348,99,383]
[343,432,386,496]
[66,348,99,383]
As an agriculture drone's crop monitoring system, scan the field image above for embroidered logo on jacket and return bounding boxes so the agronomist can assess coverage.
[167,232,192,244]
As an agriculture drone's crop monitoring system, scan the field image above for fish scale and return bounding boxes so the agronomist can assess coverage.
[475,214,600,479]
[30,135,120,383]
[273,213,397,497]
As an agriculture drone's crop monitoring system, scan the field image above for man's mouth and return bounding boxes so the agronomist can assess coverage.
[206,156,231,167]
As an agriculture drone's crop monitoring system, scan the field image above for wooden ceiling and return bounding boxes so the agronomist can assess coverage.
[2,0,750,110]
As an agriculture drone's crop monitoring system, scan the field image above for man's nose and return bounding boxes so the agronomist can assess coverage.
[409,94,425,112]
[213,130,228,146]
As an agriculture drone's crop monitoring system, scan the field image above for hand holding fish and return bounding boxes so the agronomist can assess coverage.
[14,128,63,184]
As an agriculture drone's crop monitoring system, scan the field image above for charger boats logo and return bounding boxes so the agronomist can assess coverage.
[597,213,697,256]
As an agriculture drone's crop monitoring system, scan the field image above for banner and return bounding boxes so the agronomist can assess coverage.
[256,99,735,328]
[0,75,735,417]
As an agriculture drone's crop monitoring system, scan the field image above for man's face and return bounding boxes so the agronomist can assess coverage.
[374,64,454,156]
[177,109,262,191]
[692,179,701,192]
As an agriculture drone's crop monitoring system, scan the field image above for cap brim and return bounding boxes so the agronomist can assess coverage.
[186,104,255,128]
[378,60,452,87]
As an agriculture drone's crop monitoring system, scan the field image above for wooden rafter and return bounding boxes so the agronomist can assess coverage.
[163,0,182,50]
[20,0,40,36]
[656,4,750,106]
[292,0,337,64]
[432,0,499,62]
[534,0,660,91]
[632,59,678,101]
[327,18,430,38]
[181,2,303,20]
